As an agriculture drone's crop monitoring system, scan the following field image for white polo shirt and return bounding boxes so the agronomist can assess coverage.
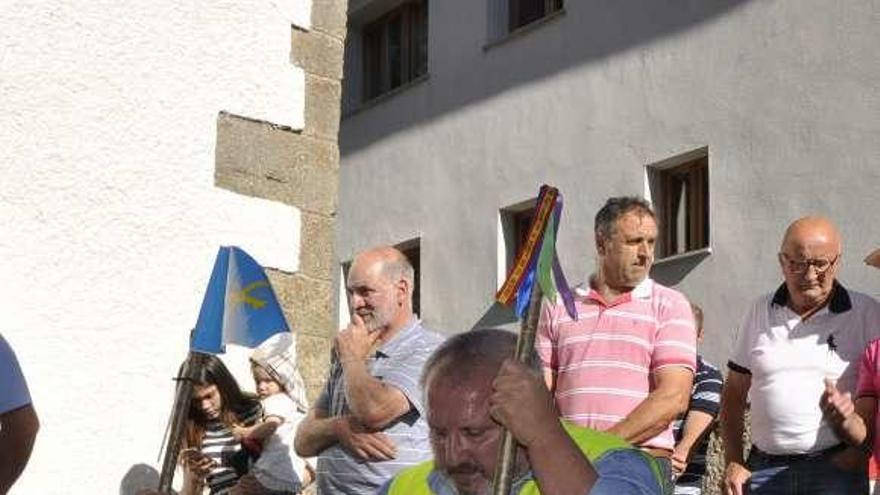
[729,282,880,455]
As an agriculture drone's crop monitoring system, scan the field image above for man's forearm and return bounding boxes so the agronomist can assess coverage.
[674,410,715,457]
[528,424,598,495]
[0,405,39,494]
[834,401,868,447]
[342,360,407,429]
[295,415,341,457]
[848,397,877,449]
[720,396,746,465]
[608,391,686,446]
[837,416,867,447]
[238,418,281,442]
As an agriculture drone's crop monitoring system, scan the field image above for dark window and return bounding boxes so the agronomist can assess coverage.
[509,0,563,31]
[396,240,421,317]
[512,209,535,268]
[500,202,537,278]
[362,0,428,102]
[653,155,709,258]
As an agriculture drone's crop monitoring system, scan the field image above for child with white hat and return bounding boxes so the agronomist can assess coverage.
[229,332,313,495]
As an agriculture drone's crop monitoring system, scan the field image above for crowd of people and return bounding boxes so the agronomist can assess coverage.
[144,332,315,495]
[5,194,880,495]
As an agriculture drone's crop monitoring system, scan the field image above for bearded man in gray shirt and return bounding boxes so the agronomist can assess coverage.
[295,246,443,495]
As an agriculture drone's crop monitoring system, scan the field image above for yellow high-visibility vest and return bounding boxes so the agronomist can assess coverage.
[384,422,662,495]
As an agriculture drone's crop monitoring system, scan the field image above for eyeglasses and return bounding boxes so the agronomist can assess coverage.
[778,252,839,275]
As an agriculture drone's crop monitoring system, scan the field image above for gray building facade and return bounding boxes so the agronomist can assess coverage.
[335,0,880,369]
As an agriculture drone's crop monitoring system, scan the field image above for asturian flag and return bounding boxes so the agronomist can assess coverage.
[190,246,289,354]
[496,185,578,321]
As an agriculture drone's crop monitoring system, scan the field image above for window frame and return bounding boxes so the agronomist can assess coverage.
[508,0,564,32]
[498,199,538,289]
[647,150,710,260]
[360,0,428,103]
[394,239,421,318]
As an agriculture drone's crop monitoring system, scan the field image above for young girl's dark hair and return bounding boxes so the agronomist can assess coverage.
[182,353,261,449]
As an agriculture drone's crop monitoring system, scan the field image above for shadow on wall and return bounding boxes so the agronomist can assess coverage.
[341,0,754,153]
[120,464,172,495]
[471,301,520,331]
[470,250,709,330]
[650,250,711,287]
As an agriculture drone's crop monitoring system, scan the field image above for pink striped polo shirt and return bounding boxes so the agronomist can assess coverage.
[536,277,697,451]
[856,338,880,480]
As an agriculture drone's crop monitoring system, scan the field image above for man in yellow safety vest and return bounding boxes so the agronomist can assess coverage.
[378,328,665,495]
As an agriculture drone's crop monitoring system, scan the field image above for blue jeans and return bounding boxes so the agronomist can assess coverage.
[747,447,867,495]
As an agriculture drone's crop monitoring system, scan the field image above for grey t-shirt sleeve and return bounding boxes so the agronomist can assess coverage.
[0,334,32,414]
[374,478,392,495]
[379,345,433,419]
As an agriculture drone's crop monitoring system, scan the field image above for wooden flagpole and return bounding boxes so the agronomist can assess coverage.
[491,275,544,495]
[157,352,199,492]
[491,185,561,494]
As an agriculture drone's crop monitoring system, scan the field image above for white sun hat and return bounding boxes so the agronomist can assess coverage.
[250,332,309,412]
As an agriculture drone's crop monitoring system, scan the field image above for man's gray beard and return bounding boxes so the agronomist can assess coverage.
[363,316,384,333]
[360,309,392,333]
[457,482,492,495]
[437,471,493,495]
[459,487,492,495]
[476,482,494,495]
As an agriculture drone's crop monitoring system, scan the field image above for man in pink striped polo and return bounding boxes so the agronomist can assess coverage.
[537,196,697,491]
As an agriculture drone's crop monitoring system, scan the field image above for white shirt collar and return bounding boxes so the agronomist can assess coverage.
[576,276,654,300]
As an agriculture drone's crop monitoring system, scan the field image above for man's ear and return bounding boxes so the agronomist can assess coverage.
[595,232,606,256]
[395,277,410,305]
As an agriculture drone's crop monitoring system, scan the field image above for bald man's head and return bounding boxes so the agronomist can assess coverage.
[347,246,415,333]
[780,216,842,254]
[778,216,842,315]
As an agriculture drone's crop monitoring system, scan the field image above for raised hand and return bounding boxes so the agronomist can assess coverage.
[722,461,751,495]
[488,359,559,448]
[179,448,217,478]
[335,314,380,364]
[820,377,855,428]
[671,447,688,476]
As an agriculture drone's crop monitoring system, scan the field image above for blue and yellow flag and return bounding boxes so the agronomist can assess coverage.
[496,185,577,320]
[190,246,289,354]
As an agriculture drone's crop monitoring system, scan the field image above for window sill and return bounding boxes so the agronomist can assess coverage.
[483,8,566,52]
[653,246,712,266]
[343,74,430,119]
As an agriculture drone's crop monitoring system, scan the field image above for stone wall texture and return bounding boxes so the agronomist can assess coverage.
[215,0,348,404]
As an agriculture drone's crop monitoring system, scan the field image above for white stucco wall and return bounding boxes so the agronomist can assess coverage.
[0,1,311,493]
[338,0,880,368]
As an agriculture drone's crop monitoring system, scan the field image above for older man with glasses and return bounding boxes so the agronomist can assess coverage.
[720,216,880,495]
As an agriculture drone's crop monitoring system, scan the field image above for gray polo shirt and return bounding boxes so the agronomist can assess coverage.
[315,318,443,495]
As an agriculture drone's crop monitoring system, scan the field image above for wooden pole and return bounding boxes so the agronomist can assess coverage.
[157,352,198,492]
[491,281,544,495]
